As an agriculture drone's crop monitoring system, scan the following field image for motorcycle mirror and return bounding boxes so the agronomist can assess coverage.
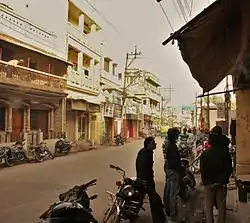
[110,164,116,169]
[116,181,122,186]
[89,194,98,200]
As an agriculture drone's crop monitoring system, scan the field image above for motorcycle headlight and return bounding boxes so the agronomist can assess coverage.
[121,185,134,197]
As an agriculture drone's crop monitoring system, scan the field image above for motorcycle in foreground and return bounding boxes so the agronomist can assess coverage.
[114,134,124,146]
[180,158,196,201]
[102,165,146,223]
[39,179,98,223]
[3,139,29,167]
[54,137,72,156]
[29,141,54,162]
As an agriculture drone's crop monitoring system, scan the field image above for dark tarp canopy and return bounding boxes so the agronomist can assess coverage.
[163,0,250,92]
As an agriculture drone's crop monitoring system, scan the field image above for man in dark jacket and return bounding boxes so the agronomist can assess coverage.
[136,137,166,223]
[163,128,185,221]
[200,128,233,223]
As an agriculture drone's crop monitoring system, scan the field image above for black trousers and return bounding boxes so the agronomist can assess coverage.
[146,181,166,223]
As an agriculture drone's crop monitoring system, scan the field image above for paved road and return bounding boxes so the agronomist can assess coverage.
[0,138,170,223]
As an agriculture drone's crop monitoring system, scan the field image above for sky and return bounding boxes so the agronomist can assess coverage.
[90,0,232,106]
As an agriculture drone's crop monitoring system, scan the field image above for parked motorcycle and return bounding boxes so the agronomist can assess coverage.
[102,165,146,223]
[4,139,29,167]
[180,158,196,201]
[54,137,72,156]
[114,134,124,146]
[29,141,54,162]
[39,179,98,223]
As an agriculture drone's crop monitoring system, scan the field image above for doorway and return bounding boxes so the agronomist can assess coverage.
[12,108,24,141]
[30,109,49,139]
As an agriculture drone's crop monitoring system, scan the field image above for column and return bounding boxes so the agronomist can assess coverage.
[77,52,83,72]
[79,14,85,33]
[91,24,97,34]
[61,99,66,133]
[4,107,8,131]
[90,59,95,87]
[50,108,54,131]
[8,107,12,132]
[236,89,250,176]
[26,107,30,131]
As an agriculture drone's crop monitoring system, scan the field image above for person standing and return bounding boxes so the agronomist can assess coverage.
[136,137,166,223]
[163,128,185,222]
[200,128,233,223]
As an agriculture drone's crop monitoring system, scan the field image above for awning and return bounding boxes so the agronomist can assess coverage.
[162,0,250,92]
[67,90,105,105]
[0,33,71,65]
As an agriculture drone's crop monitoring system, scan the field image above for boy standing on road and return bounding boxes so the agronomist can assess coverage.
[136,137,166,223]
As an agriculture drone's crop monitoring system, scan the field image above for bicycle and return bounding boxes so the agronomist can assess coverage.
[102,134,112,146]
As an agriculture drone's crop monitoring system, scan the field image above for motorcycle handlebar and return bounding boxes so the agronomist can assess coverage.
[89,194,98,200]
[110,164,124,171]
[80,179,97,189]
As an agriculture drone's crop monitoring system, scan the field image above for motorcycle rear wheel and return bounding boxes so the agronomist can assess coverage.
[102,206,121,223]
[5,156,15,167]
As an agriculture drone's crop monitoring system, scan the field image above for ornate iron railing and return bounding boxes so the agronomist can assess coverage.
[0,60,66,93]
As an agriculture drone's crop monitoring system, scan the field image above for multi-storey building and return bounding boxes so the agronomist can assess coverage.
[130,70,161,132]
[0,3,68,145]
[100,44,123,141]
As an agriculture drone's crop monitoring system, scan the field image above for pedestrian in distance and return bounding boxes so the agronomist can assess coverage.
[136,136,166,223]
[200,127,233,223]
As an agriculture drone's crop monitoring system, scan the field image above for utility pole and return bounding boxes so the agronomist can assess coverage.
[121,45,142,137]
[195,92,198,128]
[206,92,210,130]
[160,85,175,126]
[225,75,231,135]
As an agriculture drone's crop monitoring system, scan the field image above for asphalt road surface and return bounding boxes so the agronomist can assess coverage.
[0,138,204,223]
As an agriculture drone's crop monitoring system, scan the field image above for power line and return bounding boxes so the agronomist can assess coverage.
[183,0,190,14]
[177,0,188,22]
[171,0,185,22]
[189,0,194,17]
[158,2,174,31]
[84,0,122,35]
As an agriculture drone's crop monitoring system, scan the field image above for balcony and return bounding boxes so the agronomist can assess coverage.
[67,68,99,94]
[147,89,161,102]
[142,105,151,116]
[0,5,63,58]
[150,107,161,117]
[67,22,100,55]
[144,71,161,87]
[0,60,66,94]
[101,71,122,89]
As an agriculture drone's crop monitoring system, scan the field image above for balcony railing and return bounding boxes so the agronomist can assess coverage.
[0,60,66,94]
[67,68,99,93]
[67,22,100,55]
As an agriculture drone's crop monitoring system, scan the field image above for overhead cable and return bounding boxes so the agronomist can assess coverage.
[158,2,174,31]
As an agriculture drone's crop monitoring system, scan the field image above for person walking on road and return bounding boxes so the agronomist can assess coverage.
[136,137,166,223]
[163,128,185,222]
[200,127,233,223]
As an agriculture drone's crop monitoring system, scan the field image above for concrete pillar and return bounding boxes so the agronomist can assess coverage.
[90,59,95,87]
[38,129,43,143]
[23,132,28,151]
[4,107,8,131]
[51,108,54,131]
[236,89,250,176]
[79,14,85,33]
[7,107,12,132]
[77,52,83,72]
[26,107,30,131]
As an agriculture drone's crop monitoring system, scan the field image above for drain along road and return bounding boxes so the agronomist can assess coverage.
[0,138,204,223]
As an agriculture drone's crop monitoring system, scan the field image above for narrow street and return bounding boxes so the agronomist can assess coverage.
[0,138,204,223]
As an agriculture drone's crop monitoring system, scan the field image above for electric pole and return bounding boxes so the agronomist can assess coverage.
[225,75,231,135]
[160,85,175,126]
[206,92,210,130]
[121,45,142,137]
[195,92,198,128]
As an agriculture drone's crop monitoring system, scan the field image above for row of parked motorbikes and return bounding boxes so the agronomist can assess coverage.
[39,165,151,223]
[0,137,72,167]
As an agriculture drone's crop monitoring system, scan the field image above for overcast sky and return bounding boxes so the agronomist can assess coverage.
[91,0,231,106]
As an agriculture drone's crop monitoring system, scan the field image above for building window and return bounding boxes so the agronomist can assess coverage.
[29,61,37,69]
[0,107,5,130]
[143,100,147,105]
[104,59,109,72]
[112,64,117,76]
[118,73,122,80]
